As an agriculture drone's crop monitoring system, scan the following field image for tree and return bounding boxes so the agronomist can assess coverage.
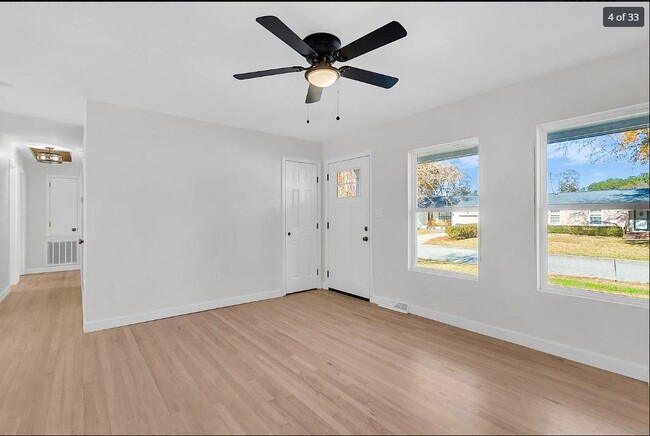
[587,173,649,191]
[417,161,472,226]
[556,169,580,193]
[551,128,649,165]
[417,161,471,203]
[617,129,649,164]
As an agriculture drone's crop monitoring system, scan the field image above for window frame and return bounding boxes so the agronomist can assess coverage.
[408,137,480,280]
[589,210,603,226]
[536,103,649,307]
[549,210,561,225]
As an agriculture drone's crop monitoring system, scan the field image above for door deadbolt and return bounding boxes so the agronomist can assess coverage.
[362,236,369,241]
[287,232,291,236]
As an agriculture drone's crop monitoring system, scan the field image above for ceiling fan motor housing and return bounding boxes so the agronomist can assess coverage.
[303,33,341,64]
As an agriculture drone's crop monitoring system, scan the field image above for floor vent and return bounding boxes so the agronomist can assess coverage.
[391,301,410,314]
[46,240,78,266]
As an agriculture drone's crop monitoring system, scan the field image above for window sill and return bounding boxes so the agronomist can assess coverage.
[409,266,478,281]
[539,284,649,308]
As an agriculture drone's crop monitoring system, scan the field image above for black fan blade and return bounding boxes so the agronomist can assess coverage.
[305,84,323,104]
[256,16,317,58]
[234,66,305,80]
[339,66,398,89]
[337,21,407,62]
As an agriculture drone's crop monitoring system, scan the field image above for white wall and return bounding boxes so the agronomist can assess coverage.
[84,101,320,331]
[322,45,650,380]
[24,160,81,271]
[0,136,12,297]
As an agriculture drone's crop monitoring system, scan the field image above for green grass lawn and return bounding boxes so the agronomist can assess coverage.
[423,233,649,261]
[417,258,478,275]
[549,274,649,299]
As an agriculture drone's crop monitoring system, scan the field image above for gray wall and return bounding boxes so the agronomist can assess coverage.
[24,160,81,271]
[322,45,650,378]
[84,101,321,327]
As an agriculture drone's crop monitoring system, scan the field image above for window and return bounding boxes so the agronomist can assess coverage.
[337,169,360,197]
[538,106,649,304]
[589,210,602,225]
[633,210,648,231]
[409,138,479,278]
[549,210,561,225]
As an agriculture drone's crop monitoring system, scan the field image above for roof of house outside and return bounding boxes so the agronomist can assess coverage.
[419,188,649,209]
[548,188,649,205]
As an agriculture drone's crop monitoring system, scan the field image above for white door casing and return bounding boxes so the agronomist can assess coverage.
[284,159,320,293]
[47,176,80,237]
[327,155,370,298]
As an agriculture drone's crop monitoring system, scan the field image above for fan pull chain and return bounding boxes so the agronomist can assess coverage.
[336,81,341,121]
[306,105,310,124]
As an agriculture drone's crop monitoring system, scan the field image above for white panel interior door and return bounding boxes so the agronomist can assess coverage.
[49,177,79,237]
[327,156,370,298]
[285,161,319,293]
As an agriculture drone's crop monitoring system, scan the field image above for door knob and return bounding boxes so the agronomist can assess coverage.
[362,236,369,241]
[287,232,291,236]
[72,228,77,232]
[78,239,84,245]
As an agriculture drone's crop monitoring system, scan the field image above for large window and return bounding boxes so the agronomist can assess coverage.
[538,106,649,304]
[409,138,479,278]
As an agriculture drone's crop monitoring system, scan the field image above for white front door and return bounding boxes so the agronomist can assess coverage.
[327,156,370,298]
[285,160,320,293]
[48,176,79,237]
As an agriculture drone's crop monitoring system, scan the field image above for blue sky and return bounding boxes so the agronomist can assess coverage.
[547,135,647,192]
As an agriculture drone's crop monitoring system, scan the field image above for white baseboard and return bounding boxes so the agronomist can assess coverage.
[24,265,80,274]
[0,285,10,304]
[83,289,286,333]
[407,303,648,382]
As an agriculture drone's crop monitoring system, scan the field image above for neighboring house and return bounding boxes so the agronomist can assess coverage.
[547,189,649,237]
[419,189,649,237]
[417,194,479,228]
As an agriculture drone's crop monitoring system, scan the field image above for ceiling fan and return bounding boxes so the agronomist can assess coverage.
[234,16,407,104]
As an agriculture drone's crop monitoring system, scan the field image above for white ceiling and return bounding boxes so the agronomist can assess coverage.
[0,2,648,143]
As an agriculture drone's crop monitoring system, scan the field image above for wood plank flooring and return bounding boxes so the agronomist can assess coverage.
[0,271,648,434]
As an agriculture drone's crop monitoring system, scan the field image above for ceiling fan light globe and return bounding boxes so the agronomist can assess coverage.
[306,65,340,88]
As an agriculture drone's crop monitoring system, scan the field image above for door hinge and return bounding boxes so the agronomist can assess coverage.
[316,223,319,229]
[326,174,329,181]
[49,221,51,228]
[316,176,319,183]
[327,270,329,278]
[327,222,329,229]
[317,269,319,276]
[49,182,51,188]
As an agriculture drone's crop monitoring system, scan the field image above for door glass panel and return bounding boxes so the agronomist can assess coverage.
[337,169,361,197]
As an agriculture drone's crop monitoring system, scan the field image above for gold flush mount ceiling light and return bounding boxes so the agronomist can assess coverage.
[305,64,340,88]
[35,147,64,164]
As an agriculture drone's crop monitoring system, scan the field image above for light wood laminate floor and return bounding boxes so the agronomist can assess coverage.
[0,271,648,434]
